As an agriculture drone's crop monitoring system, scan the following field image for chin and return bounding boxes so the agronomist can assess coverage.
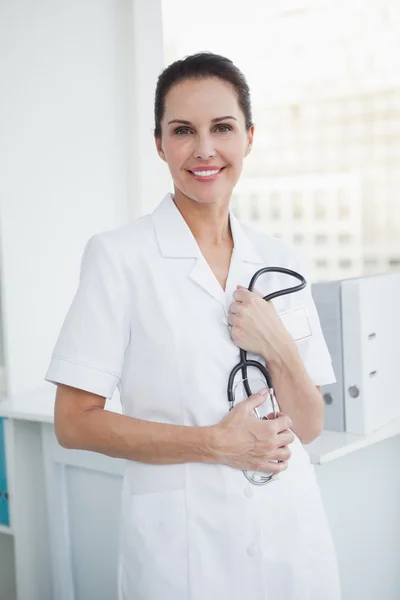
[175,183,233,206]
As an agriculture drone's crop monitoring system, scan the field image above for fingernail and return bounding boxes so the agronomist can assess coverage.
[260,388,268,395]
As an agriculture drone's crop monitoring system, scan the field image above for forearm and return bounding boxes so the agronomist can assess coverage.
[59,407,218,465]
[266,342,324,444]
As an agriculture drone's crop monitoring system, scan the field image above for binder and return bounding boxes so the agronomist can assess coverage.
[341,273,399,435]
[312,273,400,436]
[0,417,10,526]
[311,280,346,431]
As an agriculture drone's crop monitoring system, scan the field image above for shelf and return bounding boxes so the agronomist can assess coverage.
[0,386,121,423]
[307,415,400,464]
[0,525,13,536]
[0,387,57,423]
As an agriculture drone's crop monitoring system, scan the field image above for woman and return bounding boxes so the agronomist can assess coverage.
[45,52,341,600]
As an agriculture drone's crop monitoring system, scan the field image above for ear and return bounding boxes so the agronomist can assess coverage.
[154,135,167,162]
[244,124,255,158]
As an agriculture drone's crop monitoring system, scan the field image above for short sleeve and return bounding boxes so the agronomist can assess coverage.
[44,234,131,398]
[291,251,336,387]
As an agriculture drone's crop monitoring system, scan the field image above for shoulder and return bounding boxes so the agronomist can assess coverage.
[83,214,155,265]
[241,221,306,271]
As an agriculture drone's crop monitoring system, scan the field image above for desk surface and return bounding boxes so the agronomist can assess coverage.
[1,386,399,465]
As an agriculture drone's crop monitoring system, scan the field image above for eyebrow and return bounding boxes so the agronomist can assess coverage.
[167,116,237,125]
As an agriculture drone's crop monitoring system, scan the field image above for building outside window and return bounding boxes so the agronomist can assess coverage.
[162,0,400,282]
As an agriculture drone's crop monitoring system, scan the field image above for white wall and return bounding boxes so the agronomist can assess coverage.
[0,0,170,397]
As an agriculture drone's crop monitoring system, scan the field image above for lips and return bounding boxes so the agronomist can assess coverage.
[187,166,226,182]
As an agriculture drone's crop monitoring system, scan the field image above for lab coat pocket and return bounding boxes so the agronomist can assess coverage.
[278,305,312,343]
[121,488,188,600]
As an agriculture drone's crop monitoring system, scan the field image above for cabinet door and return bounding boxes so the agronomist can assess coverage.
[43,425,125,600]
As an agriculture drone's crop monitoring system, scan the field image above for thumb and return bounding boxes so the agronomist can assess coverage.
[243,389,268,411]
[237,284,262,297]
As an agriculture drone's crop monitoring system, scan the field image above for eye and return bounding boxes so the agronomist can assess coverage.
[215,124,232,133]
[174,127,192,136]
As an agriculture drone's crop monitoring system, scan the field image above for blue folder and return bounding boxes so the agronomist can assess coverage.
[0,417,10,526]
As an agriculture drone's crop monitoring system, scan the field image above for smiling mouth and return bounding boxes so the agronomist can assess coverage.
[187,166,226,179]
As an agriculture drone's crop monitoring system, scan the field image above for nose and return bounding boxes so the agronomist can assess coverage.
[194,133,216,160]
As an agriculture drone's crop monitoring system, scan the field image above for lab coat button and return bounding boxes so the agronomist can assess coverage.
[244,486,253,498]
[247,543,257,557]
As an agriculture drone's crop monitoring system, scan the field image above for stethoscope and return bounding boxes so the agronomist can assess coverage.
[227,267,307,486]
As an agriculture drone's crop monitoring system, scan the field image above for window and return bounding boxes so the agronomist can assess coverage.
[293,204,303,219]
[316,259,328,268]
[293,233,305,244]
[270,207,281,220]
[315,203,326,220]
[250,200,260,220]
[364,258,377,267]
[338,203,351,220]
[338,233,352,244]
[162,0,400,279]
[389,257,400,268]
[315,234,328,244]
[339,259,352,268]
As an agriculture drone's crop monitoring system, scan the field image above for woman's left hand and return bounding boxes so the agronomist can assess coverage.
[227,285,295,360]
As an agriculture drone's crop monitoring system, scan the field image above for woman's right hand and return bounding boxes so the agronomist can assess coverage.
[212,390,295,474]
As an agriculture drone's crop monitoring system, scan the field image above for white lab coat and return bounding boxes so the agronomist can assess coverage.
[45,193,342,600]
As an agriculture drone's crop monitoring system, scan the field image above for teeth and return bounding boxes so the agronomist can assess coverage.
[192,169,220,177]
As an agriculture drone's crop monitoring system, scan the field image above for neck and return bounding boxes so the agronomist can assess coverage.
[172,189,233,248]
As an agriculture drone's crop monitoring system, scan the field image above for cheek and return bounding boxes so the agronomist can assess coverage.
[221,137,246,167]
[163,140,190,174]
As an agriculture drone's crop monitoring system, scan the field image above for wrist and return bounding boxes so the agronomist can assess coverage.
[264,337,299,376]
[199,425,223,464]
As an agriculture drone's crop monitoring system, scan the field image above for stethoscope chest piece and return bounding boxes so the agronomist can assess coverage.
[230,376,279,486]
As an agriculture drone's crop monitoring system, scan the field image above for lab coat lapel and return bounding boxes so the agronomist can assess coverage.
[151,194,265,307]
[188,256,226,306]
[151,194,225,306]
[224,211,265,304]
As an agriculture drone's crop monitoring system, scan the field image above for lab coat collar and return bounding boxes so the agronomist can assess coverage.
[151,193,264,264]
[151,193,264,307]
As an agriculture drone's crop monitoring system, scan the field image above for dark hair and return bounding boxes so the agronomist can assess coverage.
[154,52,253,138]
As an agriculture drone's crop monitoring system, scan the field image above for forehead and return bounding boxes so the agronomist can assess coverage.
[163,78,242,121]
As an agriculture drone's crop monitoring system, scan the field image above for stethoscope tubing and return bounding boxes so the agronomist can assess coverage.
[227,266,307,486]
[227,267,307,403]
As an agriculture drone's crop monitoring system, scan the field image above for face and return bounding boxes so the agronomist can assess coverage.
[155,77,254,207]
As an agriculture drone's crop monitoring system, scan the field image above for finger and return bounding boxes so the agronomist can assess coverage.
[272,414,293,433]
[229,301,242,315]
[266,411,291,424]
[233,288,251,303]
[267,411,286,420]
[276,431,295,446]
[271,446,292,462]
[263,460,288,475]
[235,286,262,298]
[275,461,289,473]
